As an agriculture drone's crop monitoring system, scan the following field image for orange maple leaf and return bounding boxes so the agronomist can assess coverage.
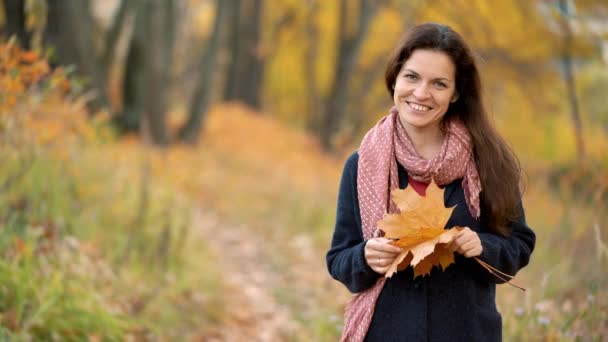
[377,179,461,278]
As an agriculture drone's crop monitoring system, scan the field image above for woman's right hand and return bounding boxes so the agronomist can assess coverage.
[364,238,404,274]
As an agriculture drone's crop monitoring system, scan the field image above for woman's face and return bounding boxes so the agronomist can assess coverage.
[393,49,457,134]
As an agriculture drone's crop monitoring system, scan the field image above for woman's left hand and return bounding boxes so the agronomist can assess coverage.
[449,227,483,258]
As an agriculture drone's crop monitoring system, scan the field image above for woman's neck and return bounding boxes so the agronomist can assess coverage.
[402,123,445,160]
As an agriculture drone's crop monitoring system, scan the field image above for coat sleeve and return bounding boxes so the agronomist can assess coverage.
[326,153,381,293]
[473,202,536,284]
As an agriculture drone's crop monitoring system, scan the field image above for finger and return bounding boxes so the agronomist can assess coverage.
[463,249,476,258]
[460,227,472,234]
[375,265,389,274]
[463,246,482,258]
[368,243,402,254]
[451,239,468,254]
[370,251,403,259]
[370,253,404,267]
[452,229,468,240]
[369,255,396,265]
[452,233,474,249]
[371,262,389,274]
[376,257,398,267]
[454,241,474,255]
[449,237,465,252]
[459,239,479,253]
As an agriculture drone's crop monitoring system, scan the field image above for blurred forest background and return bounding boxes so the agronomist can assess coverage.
[1,0,607,340]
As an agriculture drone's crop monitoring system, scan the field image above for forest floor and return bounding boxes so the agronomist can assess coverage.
[193,207,348,341]
[193,204,348,341]
[194,208,298,341]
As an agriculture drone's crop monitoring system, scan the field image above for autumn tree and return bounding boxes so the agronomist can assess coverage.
[319,0,379,151]
[112,0,224,145]
[35,0,224,146]
[223,0,266,109]
[44,0,109,112]
[178,0,227,143]
[1,0,30,49]
[303,0,322,133]
[114,0,147,134]
[558,0,585,162]
[139,0,175,145]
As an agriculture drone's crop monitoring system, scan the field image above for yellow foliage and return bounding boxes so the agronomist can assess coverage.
[190,1,215,38]
[0,41,102,156]
[378,180,459,278]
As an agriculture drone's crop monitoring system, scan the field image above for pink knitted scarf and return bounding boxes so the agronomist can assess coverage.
[341,108,481,341]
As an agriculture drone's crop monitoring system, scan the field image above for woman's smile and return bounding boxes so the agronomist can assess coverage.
[405,101,433,112]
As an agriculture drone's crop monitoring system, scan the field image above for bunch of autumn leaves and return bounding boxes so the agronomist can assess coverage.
[378,180,523,290]
[377,180,462,278]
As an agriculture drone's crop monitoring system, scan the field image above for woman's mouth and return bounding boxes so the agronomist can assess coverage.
[406,101,432,112]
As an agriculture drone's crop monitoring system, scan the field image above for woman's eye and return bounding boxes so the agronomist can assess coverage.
[434,81,447,88]
[405,74,417,80]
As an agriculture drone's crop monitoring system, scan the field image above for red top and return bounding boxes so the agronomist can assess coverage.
[407,175,429,196]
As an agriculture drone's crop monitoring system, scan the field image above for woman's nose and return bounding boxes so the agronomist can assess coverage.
[413,83,430,99]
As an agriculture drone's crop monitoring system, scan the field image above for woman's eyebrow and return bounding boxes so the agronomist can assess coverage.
[404,68,419,75]
[405,68,452,82]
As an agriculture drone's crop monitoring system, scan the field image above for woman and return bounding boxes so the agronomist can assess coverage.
[326,23,536,342]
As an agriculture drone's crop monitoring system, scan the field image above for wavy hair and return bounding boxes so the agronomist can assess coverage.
[385,23,522,236]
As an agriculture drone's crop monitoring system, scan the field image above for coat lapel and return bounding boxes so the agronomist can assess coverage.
[442,180,460,206]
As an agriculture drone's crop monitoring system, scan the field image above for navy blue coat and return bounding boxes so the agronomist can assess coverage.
[326,152,536,342]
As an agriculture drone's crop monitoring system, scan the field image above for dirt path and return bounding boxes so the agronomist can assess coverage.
[192,209,300,341]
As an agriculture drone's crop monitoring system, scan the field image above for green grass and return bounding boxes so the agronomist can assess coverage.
[0,142,225,340]
[0,255,128,341]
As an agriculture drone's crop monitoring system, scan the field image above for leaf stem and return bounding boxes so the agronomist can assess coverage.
[473,257,526,292]
[474,257,514,279]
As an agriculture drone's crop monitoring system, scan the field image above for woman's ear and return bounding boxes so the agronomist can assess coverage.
[450,92,459,103]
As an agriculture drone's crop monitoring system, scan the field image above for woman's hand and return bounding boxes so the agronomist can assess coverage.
[449,227,483,258]
[364,238,404,274]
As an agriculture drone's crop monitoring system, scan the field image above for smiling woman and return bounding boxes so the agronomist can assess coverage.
[326,23,536,342]
[393,49,458,159]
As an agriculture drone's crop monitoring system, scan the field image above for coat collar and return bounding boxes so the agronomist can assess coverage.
[443,180,460,205]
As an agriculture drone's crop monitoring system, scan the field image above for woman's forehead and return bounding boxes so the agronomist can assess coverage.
[402,49,456,80]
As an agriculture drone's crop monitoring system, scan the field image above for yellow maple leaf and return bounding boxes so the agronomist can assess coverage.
[377,179,461,278]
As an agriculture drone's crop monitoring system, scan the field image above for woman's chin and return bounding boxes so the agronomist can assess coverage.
[398,113,433,130]
[397,108,444,131]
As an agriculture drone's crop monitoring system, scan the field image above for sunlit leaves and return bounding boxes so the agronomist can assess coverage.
[377,180,460,278]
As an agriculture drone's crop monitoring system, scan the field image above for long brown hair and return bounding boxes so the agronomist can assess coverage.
[384,23,521,236]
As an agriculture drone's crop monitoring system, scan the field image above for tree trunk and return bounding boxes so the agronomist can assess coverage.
[44,0,109,113]
[2,0,30,49]
[239,0,264,109]
[178,0,226,143]
[320,0,376,151]
[222,0,265,109]
[223,0,242,101]
[141,0,172,146]
[305,0,322,133]
[161,0,176,75]
[559,0,585,162]
[115,1,148,134]
[115,0,174,145]
[102,0,134,71]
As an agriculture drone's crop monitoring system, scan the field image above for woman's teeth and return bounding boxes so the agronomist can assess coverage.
[408,102,431,112]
